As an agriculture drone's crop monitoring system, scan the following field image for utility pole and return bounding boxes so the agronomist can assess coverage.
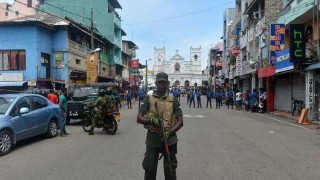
[90,8,94,51]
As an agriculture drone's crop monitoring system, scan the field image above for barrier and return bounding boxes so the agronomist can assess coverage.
[297,108,311,125]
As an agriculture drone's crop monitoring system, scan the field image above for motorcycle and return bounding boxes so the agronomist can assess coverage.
[258,98,265,113]
[250,100,258,112]
[82,104,120,135]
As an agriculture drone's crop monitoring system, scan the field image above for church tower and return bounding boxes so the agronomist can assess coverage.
[154,47,165,73]
[190,46,202,74]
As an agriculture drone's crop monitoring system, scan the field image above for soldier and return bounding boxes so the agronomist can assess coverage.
[89,88,115,135]
[137,72,184,180]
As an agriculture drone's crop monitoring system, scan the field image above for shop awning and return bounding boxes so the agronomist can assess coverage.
[0,81,27,87]
[305,63,320,71]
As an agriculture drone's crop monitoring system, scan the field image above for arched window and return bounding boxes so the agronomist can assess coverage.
[174,63,180,72]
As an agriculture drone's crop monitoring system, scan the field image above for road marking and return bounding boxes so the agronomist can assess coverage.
[257,114,320,134]
[184,114,205,118]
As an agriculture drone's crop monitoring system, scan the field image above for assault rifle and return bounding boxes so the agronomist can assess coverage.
[155,102,173,172]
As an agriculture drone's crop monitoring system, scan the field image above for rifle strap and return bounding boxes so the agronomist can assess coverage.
[159,153,164,160]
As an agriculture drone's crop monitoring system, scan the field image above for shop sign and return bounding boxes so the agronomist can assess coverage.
[232,46,241,57]
[275,48,294,73]
[289,24,305,63]
[131,59,139,68]
[86,52,98,83]
[309,78,313,103]
[55,52,64,69]
[258,66,275,78]
[270,24,285,65]
[236,52,242,76]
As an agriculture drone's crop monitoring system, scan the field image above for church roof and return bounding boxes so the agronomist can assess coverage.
[170,51,185,60]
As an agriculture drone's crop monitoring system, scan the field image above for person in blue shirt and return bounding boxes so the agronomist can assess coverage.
[196,90,202,108]
[173,88,181,103]
[138,89,144,108]
[59,88,70,137]
[227,89,234,109]
[126,90,132,109]
[189,89,195,108]
[206,89,213,108]
[250,89,258,111]
[215,90,222,109]
[196,89,202,108]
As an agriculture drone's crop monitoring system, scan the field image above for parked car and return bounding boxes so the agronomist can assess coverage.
[0,94,61,156]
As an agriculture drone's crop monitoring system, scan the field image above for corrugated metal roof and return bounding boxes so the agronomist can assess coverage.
[10,13,70,27]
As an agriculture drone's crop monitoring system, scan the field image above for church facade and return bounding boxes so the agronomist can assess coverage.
[148,46,202,87]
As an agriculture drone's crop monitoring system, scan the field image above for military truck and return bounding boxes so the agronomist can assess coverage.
[66,82,119,124]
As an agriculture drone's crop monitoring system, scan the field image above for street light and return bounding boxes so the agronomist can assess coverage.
[145,59,152,93]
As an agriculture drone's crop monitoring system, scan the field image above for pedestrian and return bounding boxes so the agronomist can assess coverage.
[59,88,70,137]
[227,89,234,109]
[215,90,221,109]
[138,89,144,108]
[189,89,195,108]
[47,89,58,104]
[137,72,184,180]
[127,90,132,109]
[196,89,202,108]
[173,88,179,102]
[206,89,213,108]
[186,90,190,105]
[250,89,258,112]
[235,90,242,110]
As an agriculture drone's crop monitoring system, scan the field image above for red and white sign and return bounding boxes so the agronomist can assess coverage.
[236,52,242,76]
[231,46,241,57]
[131,59,139,68]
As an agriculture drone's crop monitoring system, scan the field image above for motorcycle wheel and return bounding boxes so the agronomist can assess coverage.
[82,116,92,132]
[105,118,118,135]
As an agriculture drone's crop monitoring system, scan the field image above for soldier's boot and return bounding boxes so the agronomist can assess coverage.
[89,128,94,135]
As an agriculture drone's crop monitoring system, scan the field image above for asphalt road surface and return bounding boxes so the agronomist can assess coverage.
[1,96,320,180]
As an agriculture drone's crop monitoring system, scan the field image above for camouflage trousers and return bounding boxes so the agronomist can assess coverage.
[142,144,178,180]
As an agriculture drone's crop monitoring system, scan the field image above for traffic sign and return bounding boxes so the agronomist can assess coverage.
[231,46,240,57]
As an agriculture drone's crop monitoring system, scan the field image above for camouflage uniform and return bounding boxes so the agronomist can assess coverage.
[92,95,115,128]
[139,92,182,180]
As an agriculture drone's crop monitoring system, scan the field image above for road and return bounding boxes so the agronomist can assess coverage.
[1,96,320,180]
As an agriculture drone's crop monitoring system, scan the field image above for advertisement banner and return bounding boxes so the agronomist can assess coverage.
[289,24,305,63]
[275,49,294,73]
[270,24,285,65]
[86,52,98,83]
[55,52,64,69]
[131,59,139,68]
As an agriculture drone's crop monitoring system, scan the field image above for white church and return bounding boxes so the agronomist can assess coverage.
[148,46,203,87]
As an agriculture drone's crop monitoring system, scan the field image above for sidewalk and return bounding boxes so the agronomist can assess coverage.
[270,110,320,130]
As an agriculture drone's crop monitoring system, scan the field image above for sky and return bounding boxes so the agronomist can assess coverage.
[1,0,235,70]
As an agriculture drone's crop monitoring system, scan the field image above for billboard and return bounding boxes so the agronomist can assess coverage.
[269,24,285,65]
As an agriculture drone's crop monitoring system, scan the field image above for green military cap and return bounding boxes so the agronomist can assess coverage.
[156,72,168,82]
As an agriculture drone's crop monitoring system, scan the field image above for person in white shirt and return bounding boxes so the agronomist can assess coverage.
[235,90,242,110]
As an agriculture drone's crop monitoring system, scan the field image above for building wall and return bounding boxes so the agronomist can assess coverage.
[0,25,51,81]
[0,0,38,21]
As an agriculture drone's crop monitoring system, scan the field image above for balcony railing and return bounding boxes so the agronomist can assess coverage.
[68,40,86,56]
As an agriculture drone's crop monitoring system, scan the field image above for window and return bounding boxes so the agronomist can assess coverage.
[32,96,47,110]
[0,50,26,70]
[10,97,32,116]
[39,0,44,5]
[102,67,106,72]
[76,59,81,64]
[15,11,19,16]
[4,11,8,16]
[27,0,32,7]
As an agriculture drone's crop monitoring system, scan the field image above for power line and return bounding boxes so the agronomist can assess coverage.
[122,1,235,26]
[43,1,91,20]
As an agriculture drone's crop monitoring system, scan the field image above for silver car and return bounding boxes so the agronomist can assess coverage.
[0,94,62,156]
